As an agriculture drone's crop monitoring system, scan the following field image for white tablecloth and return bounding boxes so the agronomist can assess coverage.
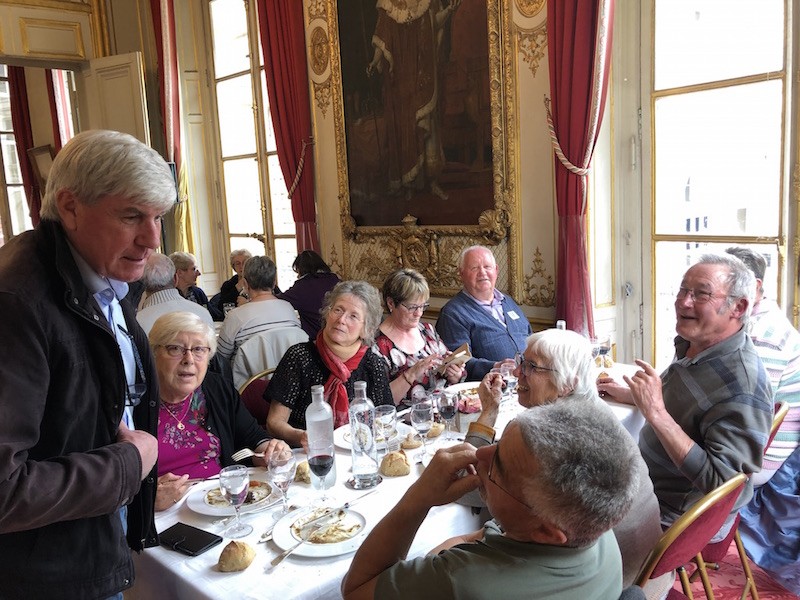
[128,445,482,600]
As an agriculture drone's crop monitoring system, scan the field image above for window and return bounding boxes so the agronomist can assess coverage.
[207,0,297,291]
[648,0,787,369]
[0,64,31,247]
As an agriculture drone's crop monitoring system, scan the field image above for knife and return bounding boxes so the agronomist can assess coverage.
[299,488,379,530]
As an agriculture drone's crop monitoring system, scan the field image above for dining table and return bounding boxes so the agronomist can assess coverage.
[128,369,646,600]
[127,437,483,600]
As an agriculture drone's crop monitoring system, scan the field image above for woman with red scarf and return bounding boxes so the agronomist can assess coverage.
[266,280,393,450]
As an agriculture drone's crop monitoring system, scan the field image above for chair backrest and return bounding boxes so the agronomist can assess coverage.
[231,326,309,390]
[635,473,748,586]
[767,400,789,450]
[238,367,276,426]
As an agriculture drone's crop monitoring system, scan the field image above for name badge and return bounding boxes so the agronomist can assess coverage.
[507,311,520,320]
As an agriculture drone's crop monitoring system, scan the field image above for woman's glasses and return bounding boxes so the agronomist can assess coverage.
[162,344,211,359]
[400,302,430,313]
[514,353,558,377]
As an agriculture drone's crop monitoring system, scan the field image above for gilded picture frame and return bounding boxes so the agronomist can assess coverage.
[326,0,519,296]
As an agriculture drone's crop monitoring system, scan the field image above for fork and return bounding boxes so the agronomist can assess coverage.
[231,448,264,462]
[269,521,329,567]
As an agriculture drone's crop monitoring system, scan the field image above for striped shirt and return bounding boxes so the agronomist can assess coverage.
[216,299,301,361]
[748,298,800,484]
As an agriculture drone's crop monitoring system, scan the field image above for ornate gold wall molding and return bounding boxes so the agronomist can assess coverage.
[307,22,331,115]
[522,247,555,307]
[326,0,520,297]
[517,21,547,78]
[515,0,545,18]
[327,243,342,274]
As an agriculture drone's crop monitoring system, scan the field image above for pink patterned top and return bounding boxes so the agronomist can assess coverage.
[372,322,453,404]
[157,387,222,479]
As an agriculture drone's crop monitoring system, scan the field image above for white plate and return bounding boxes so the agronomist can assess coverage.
[443,382,482,397]
[333,422,413,451]
[185,478,281,517]
[271,508,367,558]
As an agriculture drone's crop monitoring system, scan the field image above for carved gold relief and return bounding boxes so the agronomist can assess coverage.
[309,26,329,77]
[308,0,326,19]
[327,0,520,297]
[517,22,547,78]
[313,80,332,116]
[522,248,555,308]
[515,0,545,18]
[327,244,342,274]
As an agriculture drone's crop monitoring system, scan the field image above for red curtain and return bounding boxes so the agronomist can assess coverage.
[256,0,319,253]
[44,70,63,153]
[8,67,41,226]
[546,0,615,336]
[150,0,181,169]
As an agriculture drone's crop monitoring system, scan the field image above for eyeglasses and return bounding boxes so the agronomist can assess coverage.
[162,344,211,359]
[330,305,364,324]
[487,441,534,510]
[675,287,729,304]
[117,324,147,408]
[514,353,558,377]
[400,302,430,313]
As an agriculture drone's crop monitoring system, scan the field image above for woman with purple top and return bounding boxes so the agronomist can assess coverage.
[278,250,340,339]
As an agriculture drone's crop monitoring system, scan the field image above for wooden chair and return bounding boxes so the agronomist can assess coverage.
[693,400,790,600]
[237,367,276,427]
[635,473,749,599]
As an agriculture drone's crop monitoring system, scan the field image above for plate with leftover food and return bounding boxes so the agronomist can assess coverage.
[272,507,367,558]
[186,478,280,517]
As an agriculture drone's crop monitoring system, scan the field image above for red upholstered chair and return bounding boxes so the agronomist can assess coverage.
[635,473,749,600]
[693,400,790,600]
[237,367,275,428]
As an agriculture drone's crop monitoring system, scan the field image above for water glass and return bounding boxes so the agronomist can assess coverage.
[411,401,434,461]
[268,450,297,517]
[374,405,398,453]
[219,465,252,538]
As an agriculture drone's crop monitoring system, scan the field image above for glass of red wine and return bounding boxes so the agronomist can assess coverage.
[308,441,335,505]
[437,391,458,441]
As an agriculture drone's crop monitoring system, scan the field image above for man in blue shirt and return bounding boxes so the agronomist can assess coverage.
[436,245,531,380]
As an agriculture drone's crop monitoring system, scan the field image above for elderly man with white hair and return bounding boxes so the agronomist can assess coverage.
[136,252,213,335]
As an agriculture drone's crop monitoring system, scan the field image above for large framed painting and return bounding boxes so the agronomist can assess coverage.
[324,0,520,296]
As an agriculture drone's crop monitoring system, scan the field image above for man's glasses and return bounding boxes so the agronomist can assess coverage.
[487,441,534,510]
[117,325,148,408]
[514,353,558,377]
[162,344,212,359]
[400,302,430,313]
[675,287,729,305]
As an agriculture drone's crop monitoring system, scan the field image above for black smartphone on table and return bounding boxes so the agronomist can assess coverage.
[159,522,223,557]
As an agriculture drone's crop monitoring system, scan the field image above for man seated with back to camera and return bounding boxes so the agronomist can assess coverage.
[342,402,640,600]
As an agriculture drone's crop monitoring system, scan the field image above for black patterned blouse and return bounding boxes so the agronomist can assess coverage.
[264,342,393,430]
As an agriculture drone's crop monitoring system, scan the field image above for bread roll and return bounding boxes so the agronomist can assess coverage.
[295,460,311,483]
[400,432,422,449]
[217,540,255,572]
[427,422,444,438]
[380,451,410,477]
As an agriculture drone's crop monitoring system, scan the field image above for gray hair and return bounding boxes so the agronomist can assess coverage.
[725,247,767,282]
[230,249,253,269]
[320,280,383,346]
[458,245,495,271]
[40,129,175,221]
[141,253,176,292]
[696,253,756,324]
[148,311,217,356]
[243,255,277,291]
[514,401,639,547]
[525,329,595,399]
[169,251,197,272]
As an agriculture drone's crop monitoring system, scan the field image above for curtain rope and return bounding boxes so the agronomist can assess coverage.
[543,96,590,177]
[287,137,314,199]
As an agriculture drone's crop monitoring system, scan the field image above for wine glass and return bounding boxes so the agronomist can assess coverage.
[268,449,297,518]
[218,465,253,538]
[308,442,335,506]
[411,401,434,462]
[500,363,518,401]
[436,391,458,441]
